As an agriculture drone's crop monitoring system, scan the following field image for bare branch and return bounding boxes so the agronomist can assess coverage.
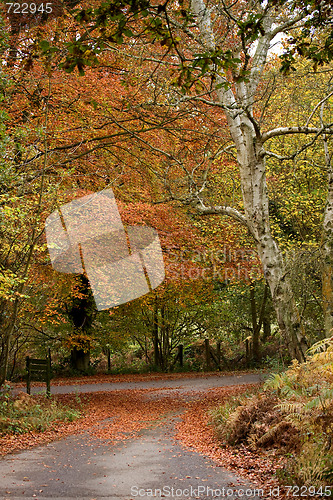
[270,13,307,39]
[306,91,333,126]
[262,124,333,143]
[196,202,248,227]
[265,132,328,161]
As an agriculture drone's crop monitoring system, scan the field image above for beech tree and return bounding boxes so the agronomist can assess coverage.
[89,0,333,359]
[127,0,332,361]
[181,0,333,361]
[73,0,331,361]
[3,0,333,363]
[262,58,332,339]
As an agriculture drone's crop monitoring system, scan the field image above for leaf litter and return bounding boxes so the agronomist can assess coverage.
[1,376,287,497]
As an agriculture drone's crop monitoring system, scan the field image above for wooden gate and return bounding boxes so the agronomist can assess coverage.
[26,352,51,396]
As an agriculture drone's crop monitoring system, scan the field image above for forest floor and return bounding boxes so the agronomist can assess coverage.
[0,372,288,499]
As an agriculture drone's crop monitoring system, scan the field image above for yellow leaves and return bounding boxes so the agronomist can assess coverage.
[64,333,92,352]
[0,269,27,301]
[307,337,333,374]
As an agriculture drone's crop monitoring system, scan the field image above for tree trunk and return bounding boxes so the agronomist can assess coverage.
[152,300,160,368]
[204,338,211,371]
[245,164,308,362]
[178,344,183,367]
[321,99,333,337]
[190,0,308,362]
[233,121,308,362]
[262,316,271,342]
[107,347,111,372]
[68,274,95,372]
[250,284,260,362]
[250,281,269,362]
[71,347,90,372]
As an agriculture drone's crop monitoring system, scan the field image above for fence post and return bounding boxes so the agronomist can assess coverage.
[26,356,31,395]
[245,336,252,366]
[46,353,51,397]
[107,348,111,372]
[178,345,183,367]
[204,339,211,371]
[216,342,221,368]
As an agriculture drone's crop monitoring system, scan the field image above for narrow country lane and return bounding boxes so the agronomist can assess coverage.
[0,374,272,500]
[22,372,265,395]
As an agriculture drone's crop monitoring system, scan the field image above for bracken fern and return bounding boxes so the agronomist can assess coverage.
[211,337,333,489]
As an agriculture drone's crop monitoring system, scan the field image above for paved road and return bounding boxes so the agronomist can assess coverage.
[25,373,266,395]
[0,418,266,500]
[1,374,268,500]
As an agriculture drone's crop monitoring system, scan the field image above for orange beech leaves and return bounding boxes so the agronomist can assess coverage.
[3,14,257,291]
[1,5,262,370]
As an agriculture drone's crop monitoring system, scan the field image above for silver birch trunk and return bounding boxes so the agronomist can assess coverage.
[322,176,333,337]
[321,100,333,337]
[191,0,308,360]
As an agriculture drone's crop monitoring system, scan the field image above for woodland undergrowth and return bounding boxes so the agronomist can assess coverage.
[210,338,333,491]
[0,388,81,435]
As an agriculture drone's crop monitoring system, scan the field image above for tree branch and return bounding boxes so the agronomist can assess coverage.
[196,202,248,227]
[262,124,333,142]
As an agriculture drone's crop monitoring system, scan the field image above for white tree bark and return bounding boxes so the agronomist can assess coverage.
[190,0,312,360]
[321,98,333,337]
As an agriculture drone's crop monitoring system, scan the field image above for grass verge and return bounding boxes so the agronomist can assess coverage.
[0,386,82,435]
